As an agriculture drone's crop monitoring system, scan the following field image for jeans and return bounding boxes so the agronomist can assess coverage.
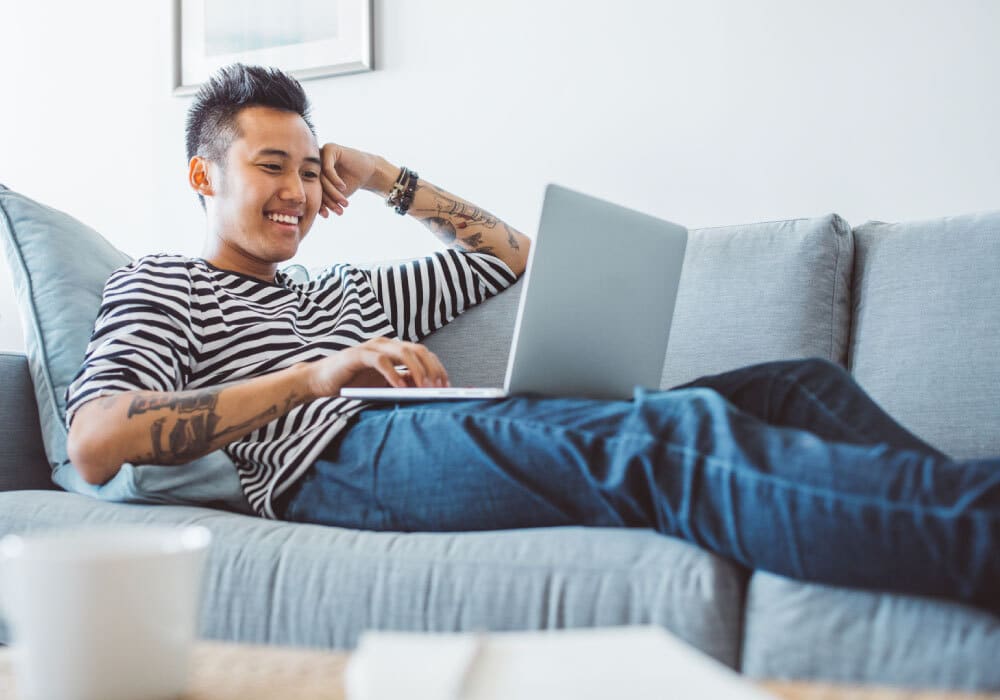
[280,357,1000,613]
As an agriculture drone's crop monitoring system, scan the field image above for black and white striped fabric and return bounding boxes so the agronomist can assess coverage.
[65,251,517,518]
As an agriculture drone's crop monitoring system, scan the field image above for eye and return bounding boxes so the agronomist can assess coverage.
[260,163,281,172]
[303,171,320,179]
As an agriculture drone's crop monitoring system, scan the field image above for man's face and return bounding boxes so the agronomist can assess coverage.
[204,105,322,266]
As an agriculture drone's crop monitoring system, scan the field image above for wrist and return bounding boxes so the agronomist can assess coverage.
[363,157,401,197]
[287,362,319,403]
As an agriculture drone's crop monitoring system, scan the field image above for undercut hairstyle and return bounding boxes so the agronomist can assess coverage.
[184,63,316,209]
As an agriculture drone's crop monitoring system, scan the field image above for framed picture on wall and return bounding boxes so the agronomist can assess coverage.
[172,0,373,96]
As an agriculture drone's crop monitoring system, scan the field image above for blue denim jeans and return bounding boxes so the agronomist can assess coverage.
[280,357,1000,613]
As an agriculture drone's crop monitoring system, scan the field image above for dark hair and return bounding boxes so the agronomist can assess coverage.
[184,63,316,209]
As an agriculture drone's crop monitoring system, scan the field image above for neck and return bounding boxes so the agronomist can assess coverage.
[200,236,277,283]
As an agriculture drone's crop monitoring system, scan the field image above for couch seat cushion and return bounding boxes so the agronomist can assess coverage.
[741,571,1000,690]
[0,490,748,668]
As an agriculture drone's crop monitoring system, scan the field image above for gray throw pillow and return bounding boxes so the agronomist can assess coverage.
[0,183,250,512]
[660,214,854,389]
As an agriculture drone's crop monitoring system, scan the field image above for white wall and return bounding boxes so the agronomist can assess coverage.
[2,0,998,352]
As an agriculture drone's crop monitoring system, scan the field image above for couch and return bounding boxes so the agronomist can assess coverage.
[1,183,998,690]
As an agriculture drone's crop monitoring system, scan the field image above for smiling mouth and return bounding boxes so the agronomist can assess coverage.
[265,212,300,226]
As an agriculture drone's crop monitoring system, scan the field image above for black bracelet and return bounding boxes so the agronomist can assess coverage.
[386,166,419,216]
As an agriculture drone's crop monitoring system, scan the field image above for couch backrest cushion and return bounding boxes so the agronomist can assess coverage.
[0,352,55,491]
[417,214,854,392]
[850,211,1000,459]
[0,184,249,511]
[660,214,854,389]
[422,278,523,387]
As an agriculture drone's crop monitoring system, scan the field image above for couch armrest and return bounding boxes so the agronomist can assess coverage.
[0,352,56,491]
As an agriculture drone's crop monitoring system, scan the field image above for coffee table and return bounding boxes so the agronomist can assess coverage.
[1,641,998,699]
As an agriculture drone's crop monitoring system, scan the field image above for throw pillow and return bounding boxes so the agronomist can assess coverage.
[0,183,250,512]
[660,213,854,389]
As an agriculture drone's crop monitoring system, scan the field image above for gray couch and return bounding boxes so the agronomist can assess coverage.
[2,201,999,689]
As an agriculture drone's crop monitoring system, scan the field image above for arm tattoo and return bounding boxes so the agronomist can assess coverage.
[411,182,521,255]
[127,389,282,465]
[424,216,457,243]
[459,232,495,255]
[504,223,521,251]
[128,392,220,418]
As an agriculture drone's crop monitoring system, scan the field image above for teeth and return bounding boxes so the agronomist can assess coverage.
[266,212,299,224]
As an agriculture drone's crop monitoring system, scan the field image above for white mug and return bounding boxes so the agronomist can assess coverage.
[0,525,211,700]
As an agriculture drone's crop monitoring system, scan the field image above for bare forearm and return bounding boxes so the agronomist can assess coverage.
[365,158,531,276]
[67,363,315,485]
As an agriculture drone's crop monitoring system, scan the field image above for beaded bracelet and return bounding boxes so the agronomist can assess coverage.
[386,166,419,215]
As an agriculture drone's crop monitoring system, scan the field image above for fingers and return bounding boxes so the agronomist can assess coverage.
[421,347,450,387]
[399,346,430,388]
[320,144,351,204]
[365,352,409,389]
[363,338,450,388]
[401,343,450,387]
[321,173,347,216]
[321,172,349,206]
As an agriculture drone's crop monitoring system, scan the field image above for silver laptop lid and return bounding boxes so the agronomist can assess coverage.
[504,184,688,400]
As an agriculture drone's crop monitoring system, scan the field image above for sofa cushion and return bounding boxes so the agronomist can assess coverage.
[421,278,523,387]
[850,211,1000,459]
[0,490,748,668]
[660,214,853,389]
[0,184,249,511]
[402,215,855,392]
[741,571,1000,690]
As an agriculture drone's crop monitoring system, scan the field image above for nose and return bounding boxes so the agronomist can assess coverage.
[279,171,306,204]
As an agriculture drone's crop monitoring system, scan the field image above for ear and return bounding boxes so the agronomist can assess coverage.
[188,156,215,197]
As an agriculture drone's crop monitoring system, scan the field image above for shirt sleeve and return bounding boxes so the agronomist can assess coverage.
[64,259,194,429]
[363,250,518,343]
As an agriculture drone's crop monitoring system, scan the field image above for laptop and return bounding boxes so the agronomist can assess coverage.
[340,184,688,402]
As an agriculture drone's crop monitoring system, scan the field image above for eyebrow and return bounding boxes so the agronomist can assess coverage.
[254,148,322,167]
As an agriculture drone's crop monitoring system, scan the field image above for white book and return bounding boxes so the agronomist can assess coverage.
[345,625,777,700]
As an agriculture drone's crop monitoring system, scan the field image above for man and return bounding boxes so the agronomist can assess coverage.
[65,64,999,615]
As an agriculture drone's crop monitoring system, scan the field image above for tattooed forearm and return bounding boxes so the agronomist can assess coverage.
[123,387,285,465]
[128,391,220,417]
[408,181,530,272]
[411,182,499,228]
[146,405,278,464]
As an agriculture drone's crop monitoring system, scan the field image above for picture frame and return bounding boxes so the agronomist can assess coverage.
[172,0,373,96]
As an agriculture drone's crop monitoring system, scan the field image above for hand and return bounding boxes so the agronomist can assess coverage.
[305,337,451,398]
[318,142,378,218]
[342,367,415,389]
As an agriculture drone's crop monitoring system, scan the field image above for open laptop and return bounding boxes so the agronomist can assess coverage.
[340,184,688,402]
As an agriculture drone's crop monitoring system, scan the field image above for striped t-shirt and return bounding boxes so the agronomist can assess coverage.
[64,251,517,518]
